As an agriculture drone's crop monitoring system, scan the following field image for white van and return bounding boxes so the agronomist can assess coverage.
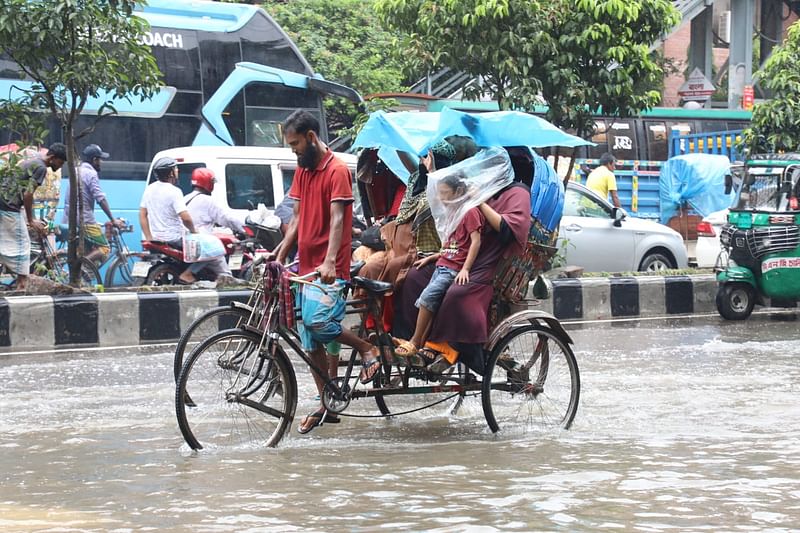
[145,145,359,224]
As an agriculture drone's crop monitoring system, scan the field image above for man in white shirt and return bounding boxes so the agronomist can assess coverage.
[139,157,207,284]
[183,167,244,279]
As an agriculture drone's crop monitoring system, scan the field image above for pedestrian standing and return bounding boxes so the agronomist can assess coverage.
[0,143,67,289]
[586,152,621,208]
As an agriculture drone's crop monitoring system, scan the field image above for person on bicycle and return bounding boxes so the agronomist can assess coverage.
[276,110,381,434]
[0,143,67,290]
[183,167,245,281]
[139,156,209,285]
[63,144,124,264]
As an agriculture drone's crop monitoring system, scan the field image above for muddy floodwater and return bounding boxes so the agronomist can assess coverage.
[1,314,799,531]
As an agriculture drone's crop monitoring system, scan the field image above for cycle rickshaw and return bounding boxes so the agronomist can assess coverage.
[174,109,588,449]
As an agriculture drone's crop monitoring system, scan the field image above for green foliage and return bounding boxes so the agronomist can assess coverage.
[0,0,162,284]
[263,0,417,135]
[743,21,800,153]
[540,0,680,138]
[374,0,546,109]
[374,0,680,138]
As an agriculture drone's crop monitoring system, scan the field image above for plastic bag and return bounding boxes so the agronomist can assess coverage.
[182,232,225,262]
[426,147,514,241]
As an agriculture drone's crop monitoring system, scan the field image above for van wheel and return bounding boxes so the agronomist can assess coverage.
[146,264,183,286]
[716,283,755,320]
[639,252,674,272]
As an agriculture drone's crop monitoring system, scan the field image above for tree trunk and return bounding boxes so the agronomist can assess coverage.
[553,147,561,181]
[564,148,576,187]
[65,128,81,286]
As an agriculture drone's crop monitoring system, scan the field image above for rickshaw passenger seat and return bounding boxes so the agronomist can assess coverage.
[351,276,393,295]
[350,260,366,278]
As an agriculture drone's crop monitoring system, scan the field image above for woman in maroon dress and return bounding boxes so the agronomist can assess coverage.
[394,181,531,373]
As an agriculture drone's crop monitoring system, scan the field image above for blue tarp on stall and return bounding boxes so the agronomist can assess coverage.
[659,153,733,224]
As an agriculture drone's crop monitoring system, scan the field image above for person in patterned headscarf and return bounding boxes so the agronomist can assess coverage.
[355,138,475,332]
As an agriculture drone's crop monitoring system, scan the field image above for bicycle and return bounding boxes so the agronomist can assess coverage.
[29,228,101,288]
[99,221,146,287]
[175,261,580,450]
[171,259,364,386]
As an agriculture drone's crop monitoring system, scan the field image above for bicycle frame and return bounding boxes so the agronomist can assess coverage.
[251,278,481,410]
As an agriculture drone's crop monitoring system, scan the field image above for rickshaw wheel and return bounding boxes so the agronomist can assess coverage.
[715,283,755,320]
[482,325,580,433]
[176,329,297,450]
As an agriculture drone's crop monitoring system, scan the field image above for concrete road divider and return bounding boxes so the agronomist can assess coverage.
[0,290,251,352]
[0,275,722,352]
[523,274,719,320]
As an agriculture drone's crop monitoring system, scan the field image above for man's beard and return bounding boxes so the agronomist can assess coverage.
[297,142,319,169]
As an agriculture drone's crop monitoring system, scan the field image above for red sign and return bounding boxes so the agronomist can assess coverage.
[742,85,754,110]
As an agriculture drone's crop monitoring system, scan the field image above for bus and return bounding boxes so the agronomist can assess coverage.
[374,93,752,219]
[0,0,360,224]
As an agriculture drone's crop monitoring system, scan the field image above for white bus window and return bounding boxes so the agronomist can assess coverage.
[281,167,296,193]
[226,164,275,209]
[176,163,206,195]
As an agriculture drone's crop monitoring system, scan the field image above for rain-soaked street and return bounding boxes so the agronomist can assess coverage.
[1,313,799,531]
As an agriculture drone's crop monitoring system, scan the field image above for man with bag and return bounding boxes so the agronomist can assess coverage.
[139,157,219,284]
[276,110,381,435]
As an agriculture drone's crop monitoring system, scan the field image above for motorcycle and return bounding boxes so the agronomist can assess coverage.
[135,232,254,286]
[135,217,284,286]
[716,153,800,319]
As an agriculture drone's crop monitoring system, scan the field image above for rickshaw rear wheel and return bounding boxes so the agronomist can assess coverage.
[716,282,755,320]
[482,325,580,433]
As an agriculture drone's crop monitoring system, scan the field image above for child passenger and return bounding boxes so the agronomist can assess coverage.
[394,172,484,358]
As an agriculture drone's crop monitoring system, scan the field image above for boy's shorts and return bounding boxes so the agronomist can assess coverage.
[416,265,457,312]
[298,279,347,355]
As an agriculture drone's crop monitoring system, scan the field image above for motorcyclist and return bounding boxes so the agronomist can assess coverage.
[139,156,210,285]
[183,168,245,280]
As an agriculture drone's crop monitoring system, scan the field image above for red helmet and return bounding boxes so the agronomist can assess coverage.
[191,167,215,193]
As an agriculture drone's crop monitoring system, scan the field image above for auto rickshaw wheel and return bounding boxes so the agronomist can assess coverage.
[716,283,755,320]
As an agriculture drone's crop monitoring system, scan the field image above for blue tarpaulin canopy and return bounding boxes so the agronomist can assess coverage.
[352,108,593,183]
[659,153,734,224]
[353,108,592,155]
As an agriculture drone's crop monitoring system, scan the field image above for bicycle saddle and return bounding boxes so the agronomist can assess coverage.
[351,276,393,294]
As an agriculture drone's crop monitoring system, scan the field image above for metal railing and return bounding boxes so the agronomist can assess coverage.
[669,129,744,161]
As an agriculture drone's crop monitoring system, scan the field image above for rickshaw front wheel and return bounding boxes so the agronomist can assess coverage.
[716,282,756,320]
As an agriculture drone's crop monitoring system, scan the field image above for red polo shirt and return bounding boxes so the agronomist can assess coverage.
[287,149,353,279]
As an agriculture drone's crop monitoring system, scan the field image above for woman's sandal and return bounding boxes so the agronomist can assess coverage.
[297,408,341,435]
[417,347,438,364]
[392,339,418,357]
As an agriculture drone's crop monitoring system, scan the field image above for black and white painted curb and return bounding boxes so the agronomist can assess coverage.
[0,290,250,351]
[526,274,720,320]
[0,275,726,352]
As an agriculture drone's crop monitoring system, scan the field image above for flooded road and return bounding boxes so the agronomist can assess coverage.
[1,313,799,531]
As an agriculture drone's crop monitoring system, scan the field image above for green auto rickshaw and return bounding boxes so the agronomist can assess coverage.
[716,153,800,320]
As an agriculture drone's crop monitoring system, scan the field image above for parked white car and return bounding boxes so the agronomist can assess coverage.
[695,208,729,268]
[558,182,689,272]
